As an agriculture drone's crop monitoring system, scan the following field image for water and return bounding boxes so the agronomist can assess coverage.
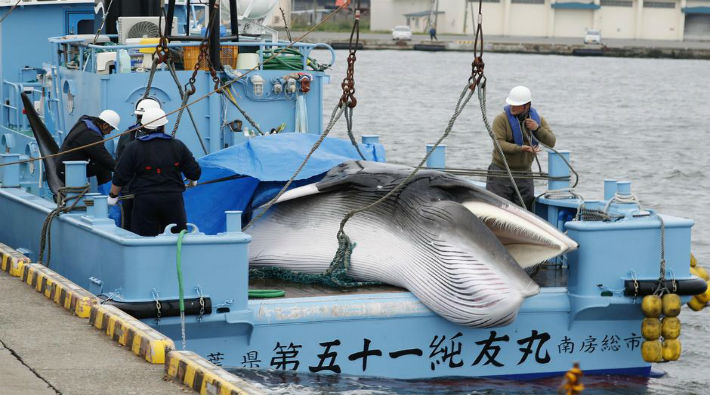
[236,50,710,394]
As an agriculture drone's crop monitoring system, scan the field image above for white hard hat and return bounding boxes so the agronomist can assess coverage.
[505,86,532,106]
[98,109,120,129]
[141,107,168,131]
[134,97,161,116]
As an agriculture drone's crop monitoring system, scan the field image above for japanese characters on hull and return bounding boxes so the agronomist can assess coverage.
[206,329,645,376]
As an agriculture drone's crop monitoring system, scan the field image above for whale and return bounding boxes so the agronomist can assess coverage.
[247,161,577,327]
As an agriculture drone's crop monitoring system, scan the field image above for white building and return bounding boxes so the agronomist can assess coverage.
[371,0,710,41]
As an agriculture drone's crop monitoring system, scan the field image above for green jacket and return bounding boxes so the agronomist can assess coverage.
[490,112,556,171]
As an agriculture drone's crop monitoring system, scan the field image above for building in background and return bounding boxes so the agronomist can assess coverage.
[371,0,710,41]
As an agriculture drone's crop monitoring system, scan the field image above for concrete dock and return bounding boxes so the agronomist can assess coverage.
[0,270,185,395]
[291,31,710,59]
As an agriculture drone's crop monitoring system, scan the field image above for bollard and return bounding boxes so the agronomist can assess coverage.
[92,196,109,218]
[84,193,100,217]
[548,150,570,191]
[361,135,380,145]
[225,211,243,233]
[0,153,21,187]
[604,179,617,200]
[426,144,446,169]
[63,161,88,204]
[616,181,632,196]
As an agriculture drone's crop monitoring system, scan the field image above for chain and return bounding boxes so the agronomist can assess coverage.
[468,0,485,91]
[195,286,205,322]
[152,289,162,325]
[339,3,360,108]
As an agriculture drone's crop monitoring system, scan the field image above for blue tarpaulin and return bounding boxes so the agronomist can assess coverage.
[183,133,386,234]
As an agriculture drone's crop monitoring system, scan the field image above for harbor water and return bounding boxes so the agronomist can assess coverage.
[229,50,710,394]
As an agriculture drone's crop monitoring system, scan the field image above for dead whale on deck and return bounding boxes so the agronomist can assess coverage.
[248,161,577,327]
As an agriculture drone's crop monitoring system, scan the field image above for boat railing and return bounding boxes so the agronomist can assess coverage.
[48,36,335,75]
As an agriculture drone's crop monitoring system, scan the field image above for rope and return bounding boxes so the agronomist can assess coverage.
[602,191,640,215]
[653,214,669,295]
[39,185,90,267]
[176,229,187,350]
[0,0,22,24]
[0,1,354,170]
[280,7,293,43]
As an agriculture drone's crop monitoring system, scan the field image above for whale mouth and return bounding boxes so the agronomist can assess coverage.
[463,201,578,269]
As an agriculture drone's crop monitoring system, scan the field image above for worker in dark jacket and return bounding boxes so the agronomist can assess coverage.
[108,108,201,237]
[55,110,120,184]
[115,97,161,230]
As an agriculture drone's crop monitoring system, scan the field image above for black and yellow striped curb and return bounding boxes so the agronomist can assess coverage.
[21,263,97,318]
[1,243,261,394]
[0,242,30,277]
[166,351,263,395]
[89,303,175,364]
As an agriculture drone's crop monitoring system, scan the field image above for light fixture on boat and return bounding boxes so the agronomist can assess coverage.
[251,75,264,96]
[272,81,283,94]
[286,78,297,94]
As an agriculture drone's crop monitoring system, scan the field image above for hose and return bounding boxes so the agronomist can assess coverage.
[248,289,285,298]
[176,229,187,350]
[261,48,329,71]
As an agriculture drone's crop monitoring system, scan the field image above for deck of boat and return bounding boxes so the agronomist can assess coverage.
[248,263,568,300]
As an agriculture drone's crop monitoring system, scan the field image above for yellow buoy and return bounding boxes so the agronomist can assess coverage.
[641,295,662,318]
[662,293,681,317]
[695,266,709,282]
[696,286,710,304]
[662,338,681,361]
[688,296,706,311]
[559,362,584,395]
[642,317,662,340]
[690,253,697,268]
[661,317,681,339]
[642,340,663,362]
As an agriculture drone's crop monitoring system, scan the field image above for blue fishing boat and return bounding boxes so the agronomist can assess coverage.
[0,0,708,382]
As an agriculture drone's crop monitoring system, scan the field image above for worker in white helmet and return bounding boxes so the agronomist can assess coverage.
[55,109,121,185]
[115,97,161,161]
[114,97,161,230]
[108,107,201,237]
[485,86,556,210]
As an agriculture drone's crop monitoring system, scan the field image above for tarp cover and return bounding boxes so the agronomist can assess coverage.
[183,133,385,235]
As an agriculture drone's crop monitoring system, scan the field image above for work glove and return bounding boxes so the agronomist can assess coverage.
[107,196,119,206]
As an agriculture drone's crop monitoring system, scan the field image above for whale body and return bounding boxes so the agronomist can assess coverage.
[247,161,577,327]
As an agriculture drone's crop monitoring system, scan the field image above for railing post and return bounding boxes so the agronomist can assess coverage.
[361,135,380,145]
[0,153,21,187]
[426,144,446,169]
[548,150,570,191]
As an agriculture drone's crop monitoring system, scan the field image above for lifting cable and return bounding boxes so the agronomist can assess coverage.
[340,1,366,161]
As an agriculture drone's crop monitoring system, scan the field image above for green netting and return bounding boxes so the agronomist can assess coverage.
[248,233,380,288]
